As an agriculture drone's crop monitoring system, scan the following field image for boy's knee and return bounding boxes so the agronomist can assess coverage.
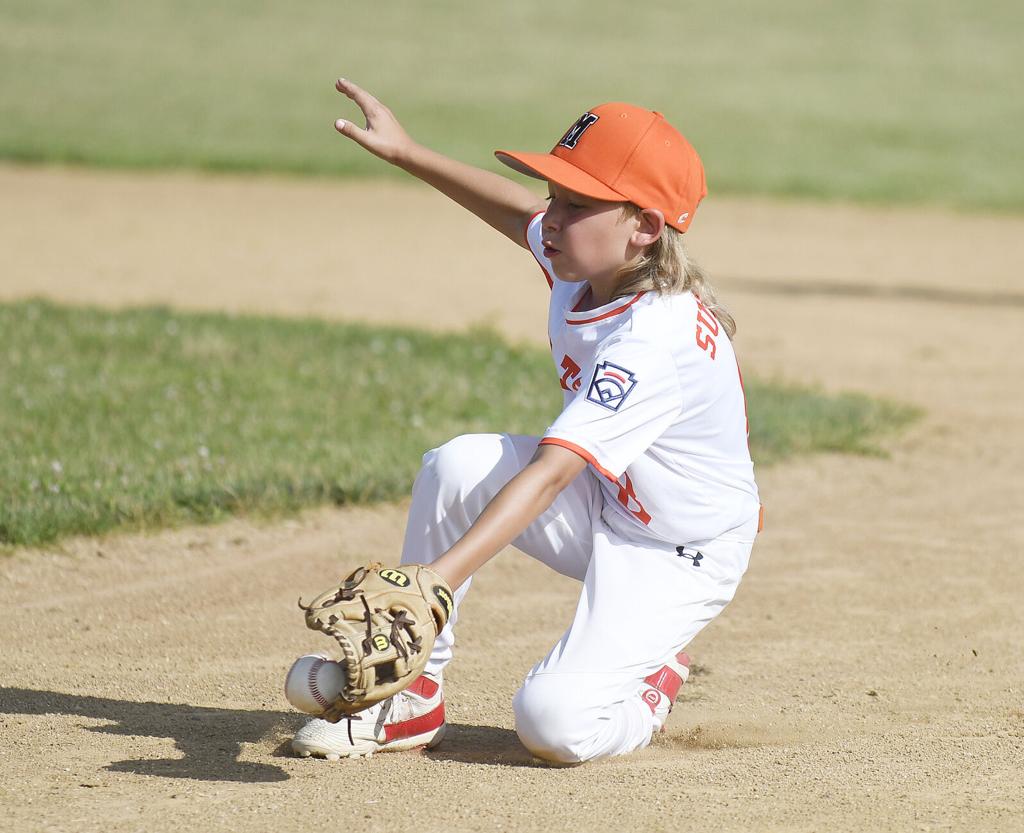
[423,434,516,495]
[512,676,596,764]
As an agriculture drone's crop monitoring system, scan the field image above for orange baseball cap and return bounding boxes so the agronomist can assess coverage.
[495,103,706,233]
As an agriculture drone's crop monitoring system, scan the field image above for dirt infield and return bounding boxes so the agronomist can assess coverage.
[2,165,1022,832]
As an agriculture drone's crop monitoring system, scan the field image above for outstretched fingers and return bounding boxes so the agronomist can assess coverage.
[335,78,385,120]
[332,77,411,163]
[334,116,365,140]
[333,78,377,144]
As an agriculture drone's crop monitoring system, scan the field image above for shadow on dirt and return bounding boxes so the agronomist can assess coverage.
[425,722,551,767]
[0,688,561,773]
[0,687,303,782]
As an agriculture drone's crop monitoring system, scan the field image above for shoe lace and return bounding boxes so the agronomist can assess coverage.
[342,695,395,745]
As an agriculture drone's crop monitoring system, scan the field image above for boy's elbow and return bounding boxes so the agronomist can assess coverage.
[531,444,588,494]
[550,465,582,494]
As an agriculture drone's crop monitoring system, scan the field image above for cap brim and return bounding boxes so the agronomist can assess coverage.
[494,150,627,203]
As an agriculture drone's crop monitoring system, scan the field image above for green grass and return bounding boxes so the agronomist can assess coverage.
[746,379,916,463]
[0,301,917,548]
[0,0,1020,210]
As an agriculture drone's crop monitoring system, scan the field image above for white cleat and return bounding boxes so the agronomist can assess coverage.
[291,674,445,760]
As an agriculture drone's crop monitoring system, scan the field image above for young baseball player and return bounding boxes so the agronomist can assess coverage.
[292,79,762,763]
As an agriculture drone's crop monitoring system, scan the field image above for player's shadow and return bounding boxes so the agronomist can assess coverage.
[0,687,304,782]
[424,722,550,767]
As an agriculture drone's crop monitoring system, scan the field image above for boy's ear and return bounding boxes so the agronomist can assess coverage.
[631,209,666,248]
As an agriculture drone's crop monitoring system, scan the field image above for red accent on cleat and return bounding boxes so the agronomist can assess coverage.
[383,700,445,742]
[642,651,691,713]
[641,688,662,711]
[406,674,440,699]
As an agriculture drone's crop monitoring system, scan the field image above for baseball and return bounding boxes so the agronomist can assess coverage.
[284,653,347,715]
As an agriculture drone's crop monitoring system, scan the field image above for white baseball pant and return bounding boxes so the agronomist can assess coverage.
[400,433,756,764]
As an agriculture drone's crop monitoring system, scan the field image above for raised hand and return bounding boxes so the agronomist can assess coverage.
[333,78,416,165]
[330,76,541,244]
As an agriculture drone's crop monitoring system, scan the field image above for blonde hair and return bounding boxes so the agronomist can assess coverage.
[614,205,736,339]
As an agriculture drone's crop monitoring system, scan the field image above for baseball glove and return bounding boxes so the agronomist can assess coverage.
[298,562,454,722]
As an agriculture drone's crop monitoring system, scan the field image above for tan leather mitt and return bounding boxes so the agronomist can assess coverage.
[298,562,454,722]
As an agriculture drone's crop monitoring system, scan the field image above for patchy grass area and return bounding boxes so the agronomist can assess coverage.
[746,379,917,463]
[0,0,1020,210]
[0,301,917,547]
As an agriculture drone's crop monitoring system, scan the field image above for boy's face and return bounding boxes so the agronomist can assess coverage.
[541,183,638,285]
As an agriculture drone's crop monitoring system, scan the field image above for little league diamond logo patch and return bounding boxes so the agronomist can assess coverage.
[586,361,638,411]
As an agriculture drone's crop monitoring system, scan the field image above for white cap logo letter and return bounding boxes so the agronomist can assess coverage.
[558,113,600,150]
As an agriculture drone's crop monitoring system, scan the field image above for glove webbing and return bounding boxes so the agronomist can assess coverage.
[356,594,423,662]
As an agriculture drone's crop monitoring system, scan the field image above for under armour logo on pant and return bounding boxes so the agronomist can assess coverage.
[675,546,703,567]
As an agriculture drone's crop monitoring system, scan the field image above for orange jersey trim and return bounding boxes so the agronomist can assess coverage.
[566,292,646,325]
[522,209,545,247]
[539,436,618,483]
[524,210,553,290]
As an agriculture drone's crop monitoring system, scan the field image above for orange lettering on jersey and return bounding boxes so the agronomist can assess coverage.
[696,301,719,335]
[695,300,719,360]
[559,354,583,392]
[616,473,652,525]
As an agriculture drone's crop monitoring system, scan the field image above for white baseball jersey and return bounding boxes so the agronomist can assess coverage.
[525,213,761,545]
